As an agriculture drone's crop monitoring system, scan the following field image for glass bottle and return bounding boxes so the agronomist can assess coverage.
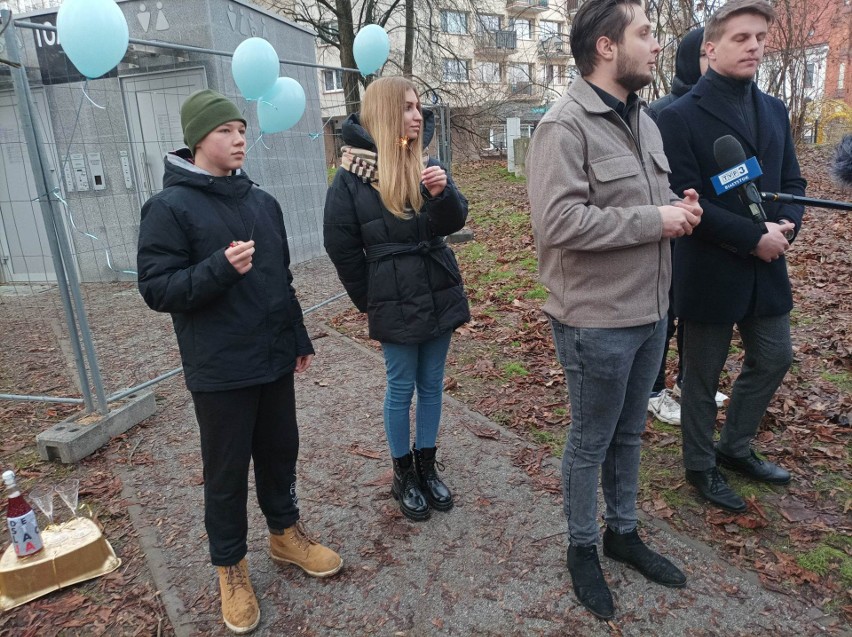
[3,470,44,558]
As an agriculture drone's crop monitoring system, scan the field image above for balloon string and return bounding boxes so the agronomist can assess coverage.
[308,114,337,140]
[245,133,265,155]
[50,188,137,275]
[81,81,106,110]
[46,89,136,276]
[57,89,87,180]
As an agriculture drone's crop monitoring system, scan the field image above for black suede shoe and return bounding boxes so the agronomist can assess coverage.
[716,448,791,485]
[391,454,431,521]
[602,527,686,588]
[566,544,614,620]
[685,467,747,512]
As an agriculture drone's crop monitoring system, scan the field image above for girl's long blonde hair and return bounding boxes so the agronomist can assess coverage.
[360,77,425,219]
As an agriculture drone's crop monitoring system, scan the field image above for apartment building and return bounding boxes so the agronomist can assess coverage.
[258,0,581,155]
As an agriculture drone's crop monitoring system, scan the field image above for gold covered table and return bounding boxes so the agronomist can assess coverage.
[0,517,121,611]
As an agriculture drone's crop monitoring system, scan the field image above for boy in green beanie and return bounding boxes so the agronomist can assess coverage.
[137,89,342,635]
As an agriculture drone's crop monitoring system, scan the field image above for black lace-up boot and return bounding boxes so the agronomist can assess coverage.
[413,446,453,511]
[391,453,430,520]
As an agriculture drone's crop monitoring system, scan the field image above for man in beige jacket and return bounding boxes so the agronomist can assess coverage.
[526,0,701,621]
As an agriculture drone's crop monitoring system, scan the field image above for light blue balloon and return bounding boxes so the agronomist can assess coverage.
[57,0,129,79]
[232,38,280,101]
[353,25,390,76]
[257,77,306,134]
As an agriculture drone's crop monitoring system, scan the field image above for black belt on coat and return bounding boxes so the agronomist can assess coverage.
[364,237,447,263]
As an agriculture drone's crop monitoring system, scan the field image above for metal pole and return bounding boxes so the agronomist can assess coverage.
[0,393,85,405]
[14,20,361,72]
[1,8,95,412]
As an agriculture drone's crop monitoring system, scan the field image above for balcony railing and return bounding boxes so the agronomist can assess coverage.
[538,35,570,58]
[509,82,534,96]
[474,30,517,53]
[506,0,549,14]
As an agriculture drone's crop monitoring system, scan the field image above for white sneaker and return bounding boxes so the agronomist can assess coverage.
[648,389,681,425]
[673,383,728,408]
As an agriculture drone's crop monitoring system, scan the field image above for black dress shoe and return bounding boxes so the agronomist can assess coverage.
[602,527,686,588]
[716,448,791,485]
[566,544,614,620]
[685,467,747,512]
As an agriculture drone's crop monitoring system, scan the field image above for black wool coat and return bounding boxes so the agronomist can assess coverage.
[137,151,313,392]
[323,111,470,344]
[656,74,806,324]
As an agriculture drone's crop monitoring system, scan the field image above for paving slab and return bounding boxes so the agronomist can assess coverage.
[117,321,828,636]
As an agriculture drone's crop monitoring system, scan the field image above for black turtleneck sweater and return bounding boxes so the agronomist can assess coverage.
[703,67,758,144]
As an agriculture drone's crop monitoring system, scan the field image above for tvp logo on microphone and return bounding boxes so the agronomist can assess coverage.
[711,157,763,195]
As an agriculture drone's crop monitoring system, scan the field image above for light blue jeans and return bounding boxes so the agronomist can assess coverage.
[380,331,453,458]
[550,317,666,546]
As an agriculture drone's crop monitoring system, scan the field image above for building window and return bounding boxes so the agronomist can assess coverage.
[509,63,533,94]
[317,20,339,44]
[489,126,507,150]
[443,58,469,83]
[510,18,532,40]
[440,10,468,34]
[509,63,532,84]
[476,13,501,33]
[543,64,566,84]
[477,61,502,83]
[323,69,344,92]
[804,61,815,89]
[839,62,846,90]
[538,20,561,40]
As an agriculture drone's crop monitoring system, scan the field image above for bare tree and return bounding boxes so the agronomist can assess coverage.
[760,0,836,143]
[262,0,403,113]
[644,0,706,101]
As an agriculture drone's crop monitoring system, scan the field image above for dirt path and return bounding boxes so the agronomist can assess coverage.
[115,318,829,636]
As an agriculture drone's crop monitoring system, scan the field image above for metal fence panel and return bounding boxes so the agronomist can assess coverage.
[0,4,359,412]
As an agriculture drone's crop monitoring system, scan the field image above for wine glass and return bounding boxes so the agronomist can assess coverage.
[29,486,55,528]
[55,478,80,520]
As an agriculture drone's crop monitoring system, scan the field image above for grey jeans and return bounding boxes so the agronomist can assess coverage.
[680,314,792,471]
[550,317,666,547]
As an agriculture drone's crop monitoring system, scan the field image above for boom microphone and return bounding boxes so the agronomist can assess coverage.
[712,135,767,232]
[831,134,852,188]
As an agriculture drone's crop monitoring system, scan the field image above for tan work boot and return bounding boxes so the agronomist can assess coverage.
[216,558,260,634]
[269,521,343,577]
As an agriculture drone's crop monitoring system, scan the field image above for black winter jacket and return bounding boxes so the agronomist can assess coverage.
[323,112,470,344]
[137,151,313,392]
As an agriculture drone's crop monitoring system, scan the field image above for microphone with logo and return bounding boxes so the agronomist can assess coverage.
[711,135,768,233]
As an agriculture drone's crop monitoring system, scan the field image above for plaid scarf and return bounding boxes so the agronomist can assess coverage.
[340,145,430,184]
[340,146,379,183]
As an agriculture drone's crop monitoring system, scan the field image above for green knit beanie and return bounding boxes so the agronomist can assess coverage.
[180,89,246,152]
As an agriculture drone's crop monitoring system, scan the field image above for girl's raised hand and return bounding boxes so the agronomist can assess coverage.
[421,165,447,197]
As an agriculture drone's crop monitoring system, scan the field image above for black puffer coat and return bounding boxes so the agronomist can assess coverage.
[137,151,313,392]
[323,111,470,344]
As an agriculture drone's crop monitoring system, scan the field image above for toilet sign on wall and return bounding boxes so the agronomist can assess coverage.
[30,13,119,85]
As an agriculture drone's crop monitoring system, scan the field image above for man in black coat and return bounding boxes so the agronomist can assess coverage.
[648,26,707,117]
[657,0,806,512]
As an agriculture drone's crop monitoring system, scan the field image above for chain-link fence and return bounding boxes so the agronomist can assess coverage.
[0,3,378,419]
